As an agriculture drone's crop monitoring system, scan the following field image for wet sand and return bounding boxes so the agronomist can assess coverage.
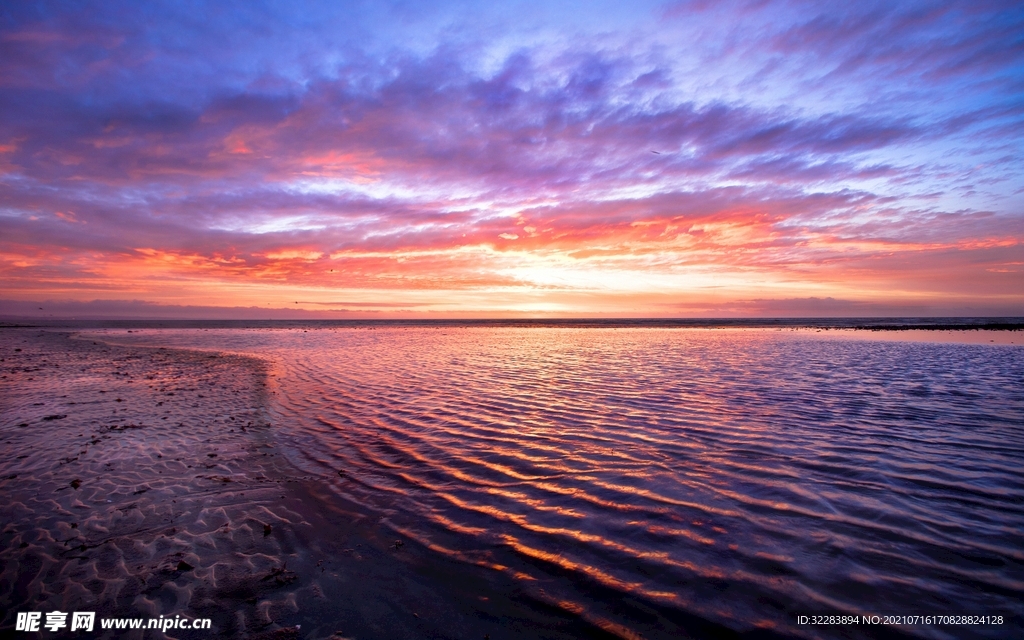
[1,329,784,640]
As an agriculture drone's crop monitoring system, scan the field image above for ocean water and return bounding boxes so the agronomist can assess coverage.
[89,326,1024,638]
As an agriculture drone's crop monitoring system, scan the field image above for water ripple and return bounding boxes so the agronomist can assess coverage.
[97,327,1024,638]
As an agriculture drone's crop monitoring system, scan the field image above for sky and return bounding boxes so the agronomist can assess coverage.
[1,0,1022,318]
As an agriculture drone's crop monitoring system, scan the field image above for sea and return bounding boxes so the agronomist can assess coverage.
[21,319,1024,638]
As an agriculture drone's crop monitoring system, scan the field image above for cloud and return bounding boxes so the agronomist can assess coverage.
[0,0,1021,315]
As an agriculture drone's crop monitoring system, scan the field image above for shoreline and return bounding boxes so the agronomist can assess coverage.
[7,328,1013,640]
[3,329,784,640]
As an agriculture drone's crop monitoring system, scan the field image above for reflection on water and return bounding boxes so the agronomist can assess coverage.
[96,327,1024,638]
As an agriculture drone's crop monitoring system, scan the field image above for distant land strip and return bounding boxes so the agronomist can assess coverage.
[1,318,1022,331]
[854,322,1023,331]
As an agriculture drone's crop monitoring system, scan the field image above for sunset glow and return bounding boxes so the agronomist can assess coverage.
[1,0,1021,317]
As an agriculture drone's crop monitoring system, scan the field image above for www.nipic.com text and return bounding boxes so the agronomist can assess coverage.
[15,611,213,633]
